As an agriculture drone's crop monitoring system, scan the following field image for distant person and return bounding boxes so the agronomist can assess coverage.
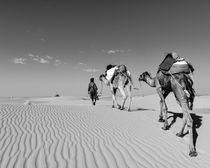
[88,77,99,105]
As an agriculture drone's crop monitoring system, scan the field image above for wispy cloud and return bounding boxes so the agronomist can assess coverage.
[13,58,27,64]
[28,54,50,64]
[54,59,62,66]
[28,54,66,66]
[106,49,125,54]
[46,55,53,60]
[78,62,86,65]
[13,54,66,66]
[83,68,100,73]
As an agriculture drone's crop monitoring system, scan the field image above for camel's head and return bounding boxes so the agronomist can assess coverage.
[99,74,109,85]
[99,74,105,81]
[138,71,150,82]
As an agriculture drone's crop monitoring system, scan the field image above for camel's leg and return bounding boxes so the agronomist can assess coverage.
[156,87,169,130]
[126,85,132,111]
[175,91,188,137]
[111,87,120,108]
[111,94,115,108]
[157,87,165,121]
[172,78,189,136]
[181,101,197,156]
[118,86,127,110]
[159,89,170,122]
[172,80,197,156]
[176,118,186,137]
[110,87,116,108]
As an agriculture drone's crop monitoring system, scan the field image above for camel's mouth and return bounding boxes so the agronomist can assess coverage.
[138,74,144,81]
[139,72,149,81]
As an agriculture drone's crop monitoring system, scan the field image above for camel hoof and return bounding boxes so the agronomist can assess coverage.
[112,105,115,108]
[127,109,131,112]
[120,107,125,110]
[117,105,121,109]
[176,133,184,138]
[189,151,198,157]
[158,118,165,122]
[162,125,169,130]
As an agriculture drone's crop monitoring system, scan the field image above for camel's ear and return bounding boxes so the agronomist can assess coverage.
[145,71,150,76]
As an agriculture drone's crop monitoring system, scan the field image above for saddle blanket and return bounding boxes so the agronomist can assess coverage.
[106,66,131,81]
[169,60,190,74]
[106,67,118,81]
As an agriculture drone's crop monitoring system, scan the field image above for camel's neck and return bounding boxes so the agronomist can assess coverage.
[143,75,156,87]
[102,77,110,86]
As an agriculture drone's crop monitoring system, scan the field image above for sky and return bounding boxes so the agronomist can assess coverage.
[0,0,210,97]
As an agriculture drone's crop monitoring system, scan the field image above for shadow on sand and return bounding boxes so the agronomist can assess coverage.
[130,108,156,112]
[167,111,203,148]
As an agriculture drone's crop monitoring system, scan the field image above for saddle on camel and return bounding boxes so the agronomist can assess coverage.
[159,52,193,75]
[105,64,132,86]
[158,52,194,98]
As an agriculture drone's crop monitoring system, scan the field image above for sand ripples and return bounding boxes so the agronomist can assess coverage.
[0,104,209,168]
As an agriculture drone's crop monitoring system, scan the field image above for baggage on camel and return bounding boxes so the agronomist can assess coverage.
[159,53,191,75]
[105,64,132,85]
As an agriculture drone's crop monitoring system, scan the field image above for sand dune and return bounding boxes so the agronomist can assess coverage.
[0,95,210,168]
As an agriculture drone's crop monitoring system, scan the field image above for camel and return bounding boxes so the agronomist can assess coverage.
[138,64,197,157]
[99,67,132,111]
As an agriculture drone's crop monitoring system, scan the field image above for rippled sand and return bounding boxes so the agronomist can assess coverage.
[0,95,210,168]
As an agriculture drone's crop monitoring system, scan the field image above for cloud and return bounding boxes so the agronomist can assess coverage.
[79,62,86,65]
[13,54,66,66]
[28,54,68,66]
[13,58,27,64]
[28,53,35,57]
[83,68,100,73]
[28,54,50,64]
[54,59,62,66]
[32,57,49,64]
[46,55,53,60]
[54,59,67,66]
[107,49,125,54]
[39,58,50,64]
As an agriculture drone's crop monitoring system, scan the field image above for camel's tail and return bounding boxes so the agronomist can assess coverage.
[184,74,195,110]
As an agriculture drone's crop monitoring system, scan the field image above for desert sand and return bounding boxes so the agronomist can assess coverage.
[0,94,210,168]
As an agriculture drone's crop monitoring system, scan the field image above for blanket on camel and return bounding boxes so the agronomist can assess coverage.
[159,54,190,74]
